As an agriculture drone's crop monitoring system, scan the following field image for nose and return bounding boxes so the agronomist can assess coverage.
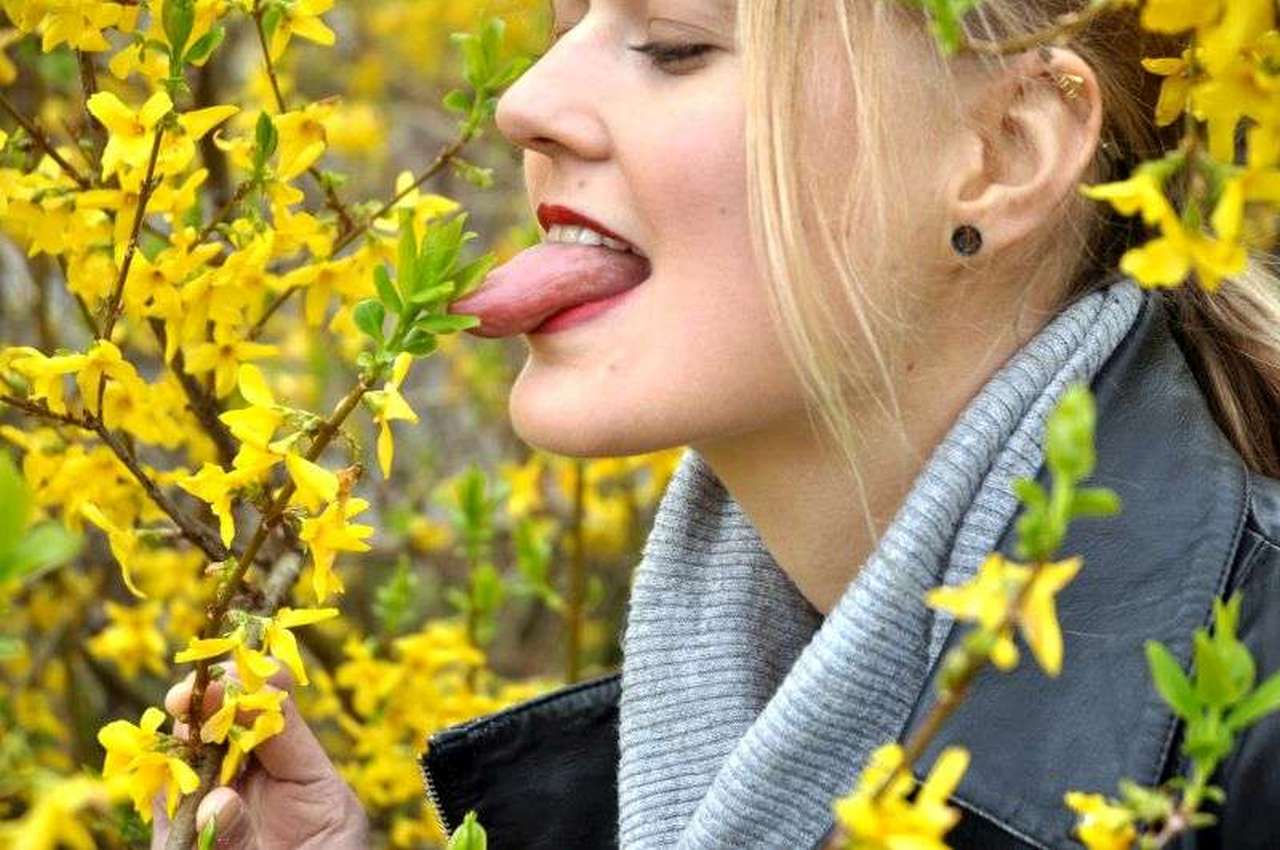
[494,28,611,161]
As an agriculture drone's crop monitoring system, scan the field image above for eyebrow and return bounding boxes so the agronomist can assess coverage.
[548,0,737,28]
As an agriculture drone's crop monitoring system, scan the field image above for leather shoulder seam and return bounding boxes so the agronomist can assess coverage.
[1245,468,1280,552]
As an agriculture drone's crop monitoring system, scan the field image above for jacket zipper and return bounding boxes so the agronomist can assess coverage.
[419,742,454,840]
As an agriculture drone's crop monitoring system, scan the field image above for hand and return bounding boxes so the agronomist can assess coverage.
[151,662,370,850]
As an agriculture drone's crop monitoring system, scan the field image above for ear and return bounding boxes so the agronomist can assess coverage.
[944,47,1103,259]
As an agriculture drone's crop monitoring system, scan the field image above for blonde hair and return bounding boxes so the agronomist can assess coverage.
[737,0,1280,535]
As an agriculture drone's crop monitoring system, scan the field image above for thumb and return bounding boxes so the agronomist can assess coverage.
[196,786,260,850]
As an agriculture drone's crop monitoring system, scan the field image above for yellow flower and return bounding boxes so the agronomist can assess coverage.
[0,28,21,85]
[87,600,168,678]
[499,454,546,519]
[76,339,144,423]
[1064,791,1138,850]
[97,706,201,823]
[1139,0,1221,34]
[1079,171,1178,230]
[86,90,173,181]
[157,103,240,178]
[262,606,339,686]
[182,322,279,398]
[2,774,114,850]
[175,462,241,546]
[8,348,87,414]
[925,553,1082,677]
[79,501,147,598]
[203,686,288,784]
[1140,48,1198,127]
[832,743,969,850]
[172,626,279,691]
[299,495,374,602]
[219,362,286,450]
[274,98,337,181]
[366,352,419,478]
[268,0,336,62]
[286,452,339,512]
[36,0,134,52]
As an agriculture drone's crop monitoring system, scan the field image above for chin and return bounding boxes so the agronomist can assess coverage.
[507,372,681,459]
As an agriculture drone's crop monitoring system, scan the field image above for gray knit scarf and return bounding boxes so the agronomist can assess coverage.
[617,274,1147,850]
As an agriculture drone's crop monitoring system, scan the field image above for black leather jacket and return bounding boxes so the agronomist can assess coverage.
[419,290,1280,850]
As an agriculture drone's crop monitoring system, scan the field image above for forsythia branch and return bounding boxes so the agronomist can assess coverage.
[0,91,92,189]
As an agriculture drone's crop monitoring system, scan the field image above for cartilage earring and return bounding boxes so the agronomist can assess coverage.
[951,224,982,257]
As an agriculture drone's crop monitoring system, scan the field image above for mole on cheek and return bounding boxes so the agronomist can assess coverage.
[718,206,727,216]
[577,179,586,189]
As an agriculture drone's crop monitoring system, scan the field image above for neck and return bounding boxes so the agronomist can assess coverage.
[692,307,1048,615]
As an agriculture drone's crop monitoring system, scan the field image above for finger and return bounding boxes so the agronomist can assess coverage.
[247,689,339,785]
[150,791,171,850]
[168,662,331,785]
[196,786,260,850]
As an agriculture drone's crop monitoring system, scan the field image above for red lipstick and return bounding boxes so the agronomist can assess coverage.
[536,203,637,250]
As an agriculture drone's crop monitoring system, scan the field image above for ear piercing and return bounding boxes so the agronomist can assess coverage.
[951,224,982,256]
[1037,45,1084,100]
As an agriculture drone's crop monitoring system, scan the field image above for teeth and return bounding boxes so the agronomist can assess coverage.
[545,223,642,256]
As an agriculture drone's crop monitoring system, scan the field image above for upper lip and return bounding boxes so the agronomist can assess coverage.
[536,203,646,257]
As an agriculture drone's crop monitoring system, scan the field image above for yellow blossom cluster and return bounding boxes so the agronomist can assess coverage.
[1082,0,1280,290]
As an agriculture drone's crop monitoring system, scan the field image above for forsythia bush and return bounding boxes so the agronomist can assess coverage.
[0,2,681,848]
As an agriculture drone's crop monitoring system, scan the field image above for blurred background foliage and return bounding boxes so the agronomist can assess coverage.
[0,2,683,846]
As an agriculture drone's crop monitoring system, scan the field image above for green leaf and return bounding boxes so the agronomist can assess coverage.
[1183,709,1234,767]
[1145,640,1200,719]
[443,89,471,114]
[408,283,456,308]
[453,253,497,299]
[374,264,402,315]
[353,299,386,341]
[0,637,22,661]
[1227,668,1280,731]
[198,816,217,850]
[416,314,480,334]
[1194,628,1255,708]
[1069,487,1121,519]
[0,522,83,584]
[447,811,487,850]
[184,24,225,65]
[401,329,438,356]
[397,208,420,296]
[261,4,284,44]
[1044,383,1096,485]
[253,112,278,172]
[163,0,196,59]
[0,451,32,557]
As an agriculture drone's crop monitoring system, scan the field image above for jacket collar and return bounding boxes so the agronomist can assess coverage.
[903,289,1251,849]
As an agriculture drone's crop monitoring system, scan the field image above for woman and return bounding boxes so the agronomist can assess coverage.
[157,0,1280,848]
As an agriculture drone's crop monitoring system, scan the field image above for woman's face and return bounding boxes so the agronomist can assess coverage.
[492,0,811,458]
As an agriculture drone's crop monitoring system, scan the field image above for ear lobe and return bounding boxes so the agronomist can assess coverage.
[947,49,1103,257]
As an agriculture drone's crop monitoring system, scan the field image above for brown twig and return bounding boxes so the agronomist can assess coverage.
[0,393,233,564]
[564,459,586,684]
[960,0,1123,56]
[146,318,238,467]
[248,132,472,339]
[251,3,355,233]
[77,49,107,172]
[165,373,376,850]
[0,90,91,188]
[101,125,165,342]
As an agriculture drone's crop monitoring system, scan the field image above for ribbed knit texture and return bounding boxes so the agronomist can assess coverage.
[617,275,1147,850]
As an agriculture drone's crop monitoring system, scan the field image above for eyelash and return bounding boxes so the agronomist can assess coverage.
[546,29,714,72]
[629,41,715,71]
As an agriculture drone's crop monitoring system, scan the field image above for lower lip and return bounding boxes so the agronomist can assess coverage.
[529,281,644,335]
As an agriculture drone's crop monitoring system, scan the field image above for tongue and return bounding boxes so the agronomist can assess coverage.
[448,243,651,337]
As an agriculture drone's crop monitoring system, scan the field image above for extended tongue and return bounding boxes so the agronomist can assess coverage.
[448,242,651,337]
